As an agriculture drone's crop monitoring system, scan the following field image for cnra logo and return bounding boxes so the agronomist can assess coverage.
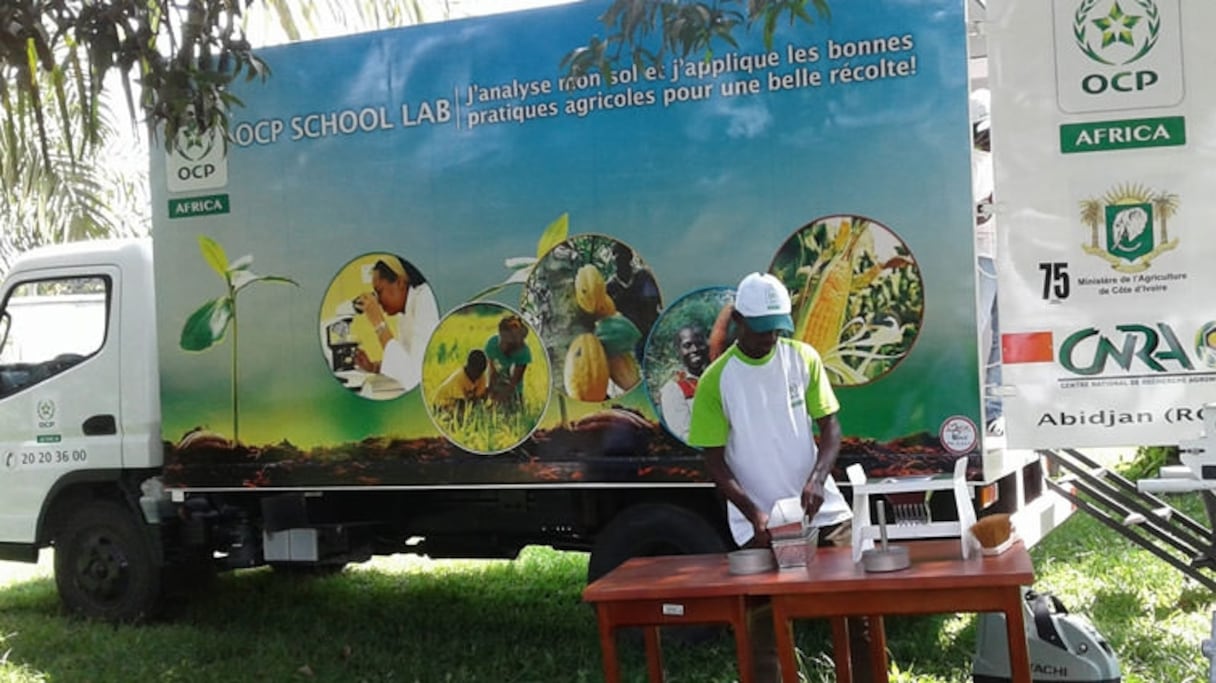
[1073,0,1161,94]
[1195,322,1216,368]
[1059,322,1192,376]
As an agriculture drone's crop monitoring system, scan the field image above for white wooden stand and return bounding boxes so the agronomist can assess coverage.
[846,456,977,563]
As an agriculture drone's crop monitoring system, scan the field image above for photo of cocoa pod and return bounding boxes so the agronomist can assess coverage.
[521,234,661,402]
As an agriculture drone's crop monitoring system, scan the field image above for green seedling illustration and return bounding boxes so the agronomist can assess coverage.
[180,235,298,442]
[469,212,569,301]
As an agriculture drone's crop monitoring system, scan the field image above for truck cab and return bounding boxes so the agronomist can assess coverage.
[0,239,166,617]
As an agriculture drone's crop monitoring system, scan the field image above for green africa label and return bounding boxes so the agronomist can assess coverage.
[1060,116,1185,153]
[169,194,231,219]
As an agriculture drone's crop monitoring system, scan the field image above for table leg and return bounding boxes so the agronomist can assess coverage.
[733,602,756,683]
[643,626,664,682]
[1003,592,1032,683]
[773,602,801,683]
[596,609,622,683]
[865,615,889,683]
[828,618,852,683]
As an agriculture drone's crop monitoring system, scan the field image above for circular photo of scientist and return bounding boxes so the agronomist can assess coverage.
[318,252,440,400]
[768,214,924,387]
[520,234,661,403]
[420,302,551,455]
[642,287,736,444]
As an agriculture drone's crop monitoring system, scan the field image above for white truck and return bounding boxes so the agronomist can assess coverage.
[0,0,1056,621]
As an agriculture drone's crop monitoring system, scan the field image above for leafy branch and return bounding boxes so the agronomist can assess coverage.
[561,0,831,81]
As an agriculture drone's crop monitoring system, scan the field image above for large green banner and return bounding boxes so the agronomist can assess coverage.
[152,0,979,488]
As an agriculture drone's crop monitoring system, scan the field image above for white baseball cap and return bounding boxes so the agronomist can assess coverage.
[970,88,991,133]
[734,272,794,333]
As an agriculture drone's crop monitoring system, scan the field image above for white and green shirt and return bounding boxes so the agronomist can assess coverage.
[688,338,852,545]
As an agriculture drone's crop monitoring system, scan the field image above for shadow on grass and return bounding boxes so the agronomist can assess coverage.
[0,552,986,683]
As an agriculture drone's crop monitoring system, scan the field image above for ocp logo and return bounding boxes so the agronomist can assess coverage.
[177,123,218,163]
[36,399,55,422]
[1073,0,1159,66]
[36,399,57,429]
[1053,0,1182,114]
[167,121,228,194]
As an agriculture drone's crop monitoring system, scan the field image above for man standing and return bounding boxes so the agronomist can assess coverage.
[659,324,709,441]
[688,272,867,682]
[689,272,851,546]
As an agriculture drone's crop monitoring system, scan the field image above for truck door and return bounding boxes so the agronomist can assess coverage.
[0,270,122,543]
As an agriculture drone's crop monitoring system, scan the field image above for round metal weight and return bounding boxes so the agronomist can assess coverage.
[861,544,911,572]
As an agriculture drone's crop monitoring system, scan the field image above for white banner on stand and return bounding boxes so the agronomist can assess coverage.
[987,0,1216,448]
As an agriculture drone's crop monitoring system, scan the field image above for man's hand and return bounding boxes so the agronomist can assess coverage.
[354,348,379,374]
[802,478,826,519]
[744,509,771,549]
[356,292,385,326]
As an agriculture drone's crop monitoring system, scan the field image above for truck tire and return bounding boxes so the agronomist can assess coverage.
[54,501,162,622]
[588,503,728,584]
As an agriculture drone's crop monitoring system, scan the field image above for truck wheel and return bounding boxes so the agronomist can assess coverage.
[588,503,728,584]
[588,503,729,645]
[54,501,162,622]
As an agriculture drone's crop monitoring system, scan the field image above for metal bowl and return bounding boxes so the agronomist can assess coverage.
[727,548,777,575]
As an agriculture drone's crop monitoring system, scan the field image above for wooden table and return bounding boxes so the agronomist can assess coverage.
[581,553,763,683]
[582,541,1034,683]
[767,540,1035,683]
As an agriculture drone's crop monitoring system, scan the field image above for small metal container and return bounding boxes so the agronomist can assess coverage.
[727,548,777,575]
[771,526,819,569]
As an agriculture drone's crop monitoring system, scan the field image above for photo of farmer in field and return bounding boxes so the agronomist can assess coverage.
[643,287,735,443]
[770,215,924,386]
[421,303,550,454]
[484,315,531,407]
[431,349,489,418]
[521,234,660,403]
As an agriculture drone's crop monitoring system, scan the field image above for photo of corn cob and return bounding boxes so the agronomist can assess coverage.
[520,234,662,402]
[770,215,923,386]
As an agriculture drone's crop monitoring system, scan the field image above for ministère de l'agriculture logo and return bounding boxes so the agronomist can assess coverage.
[1078,182,1178,272]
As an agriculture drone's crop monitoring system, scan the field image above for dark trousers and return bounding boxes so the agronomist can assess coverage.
[746,520,877,683]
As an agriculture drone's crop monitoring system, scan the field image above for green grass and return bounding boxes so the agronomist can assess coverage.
[0,498,1212,682]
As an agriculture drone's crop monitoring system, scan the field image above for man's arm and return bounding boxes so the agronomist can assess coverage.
[704,445,769,548]
[802,411,842,517]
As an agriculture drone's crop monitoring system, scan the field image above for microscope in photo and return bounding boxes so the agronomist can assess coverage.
[323,299,361,373]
